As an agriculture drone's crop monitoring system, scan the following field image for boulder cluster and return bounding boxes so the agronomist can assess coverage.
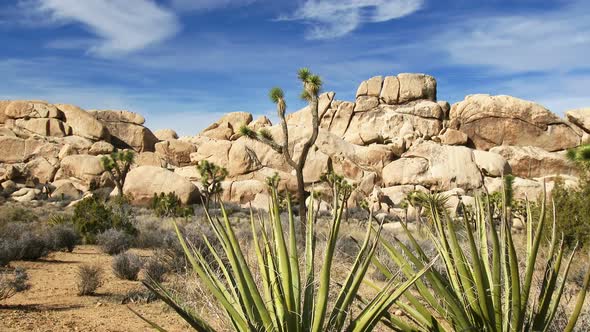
[1,73,589,216]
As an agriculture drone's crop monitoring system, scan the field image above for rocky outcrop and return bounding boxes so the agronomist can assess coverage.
[123,166,200,205]
[90,109,158,152]
[1,72,587,211]
[489,146,576,178]
[154,139,196,167]
[56,104,109,141]
[450,95,581,151]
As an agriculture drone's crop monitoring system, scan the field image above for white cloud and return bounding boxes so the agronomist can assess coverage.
[31,0,180,57]
[437,2,590,73]
[170,0,258,11]
[282,0,424,40]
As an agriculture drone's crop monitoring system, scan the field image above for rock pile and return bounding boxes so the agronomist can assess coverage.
[1,74,589,216]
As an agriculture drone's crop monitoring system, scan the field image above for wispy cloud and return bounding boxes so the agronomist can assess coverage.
[281,0,424,40]
[169,0,259,11]
[436,1,590,73]
[27,0,180,57]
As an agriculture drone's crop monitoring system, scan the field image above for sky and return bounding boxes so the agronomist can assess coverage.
[0,0,589,135]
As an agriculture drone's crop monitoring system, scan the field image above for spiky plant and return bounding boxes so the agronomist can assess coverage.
[239,68,324,233]
[101,150,135,196]
[196,160,228,210]
[134,179,437,331]
[374,184,590,331]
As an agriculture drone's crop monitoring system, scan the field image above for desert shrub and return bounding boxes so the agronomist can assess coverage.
[76,264,103,296]
[0,267,29,301]
[159,223,221,273]
[134,219,166,249]
[0,206,38,227]
[143,257,168,283]
[548,176,590,248]
[17,232,49,260]
[112,251,143,280]
[122,288,158,304]
[48,224,79,252]
[150,192,193,218]
[97,228,133,255]
[0,240,19,267]
[72,196,136,243]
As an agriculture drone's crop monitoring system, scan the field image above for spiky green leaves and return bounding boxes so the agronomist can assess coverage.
[238,125,257,139]
[269,87,284,103]
[297,67,322,99]
[567,144,590,163]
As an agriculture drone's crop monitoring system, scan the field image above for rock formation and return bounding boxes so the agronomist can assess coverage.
[1,73,587,212]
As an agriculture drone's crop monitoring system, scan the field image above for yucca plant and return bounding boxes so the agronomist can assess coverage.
[374,187,590,331]
[134,178,437,331]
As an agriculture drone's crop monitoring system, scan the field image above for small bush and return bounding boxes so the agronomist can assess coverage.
[0,240,19,267]
[17,232,49,261]
[112,252,143,281]
[48,224,79,252]
[76,264,103,296]
[134,218,166,248]
[150,192,194,218]
[97,229,133,255]
[72,196,136,243]
[143,257,168,283]
[0,267,29,301]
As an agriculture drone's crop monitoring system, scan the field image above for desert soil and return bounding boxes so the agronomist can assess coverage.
[0,245,191,332]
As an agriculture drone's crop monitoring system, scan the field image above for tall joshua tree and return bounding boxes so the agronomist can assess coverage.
[101,150,135,197]
[240,68,322,229]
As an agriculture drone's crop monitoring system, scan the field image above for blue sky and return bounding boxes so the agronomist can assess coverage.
[1,0,589,135]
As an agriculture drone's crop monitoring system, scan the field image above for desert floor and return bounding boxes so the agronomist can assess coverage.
[0,245,191,332]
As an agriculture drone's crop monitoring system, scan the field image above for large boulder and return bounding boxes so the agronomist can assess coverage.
[489,145,576,178]
[201,112,253,141]
[88,141,115,155]
[472,150,511,177]
[89,109,145,125]
[23,157,59,184]
[566,108,590,133]
[450,95,580,151]
[154,128,178,140]
[343,101,444,145]
[10,118,70,137]
[123,166,200,205]
[56,104,109,141]
[439,128,468,146]
[397,73,437,104]
[135,152,167,168]
[382,141,483,190]
[0,136,26,163]
[0,100,9,124]
[154,139,196,167]
[4,100,62,119]
[101,121,158,152]
[54,154,109,189]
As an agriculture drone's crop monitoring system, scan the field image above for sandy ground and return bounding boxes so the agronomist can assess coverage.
[0,246,191,332]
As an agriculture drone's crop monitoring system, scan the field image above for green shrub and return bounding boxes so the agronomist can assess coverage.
[0,206,38,227]
[72,196,136,243]
[548,176,590,248]
[150,192,193,218]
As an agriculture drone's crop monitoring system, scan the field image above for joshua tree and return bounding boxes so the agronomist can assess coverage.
[240,68,323,229]
[196,160,228,210]
[101,150,135,197]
